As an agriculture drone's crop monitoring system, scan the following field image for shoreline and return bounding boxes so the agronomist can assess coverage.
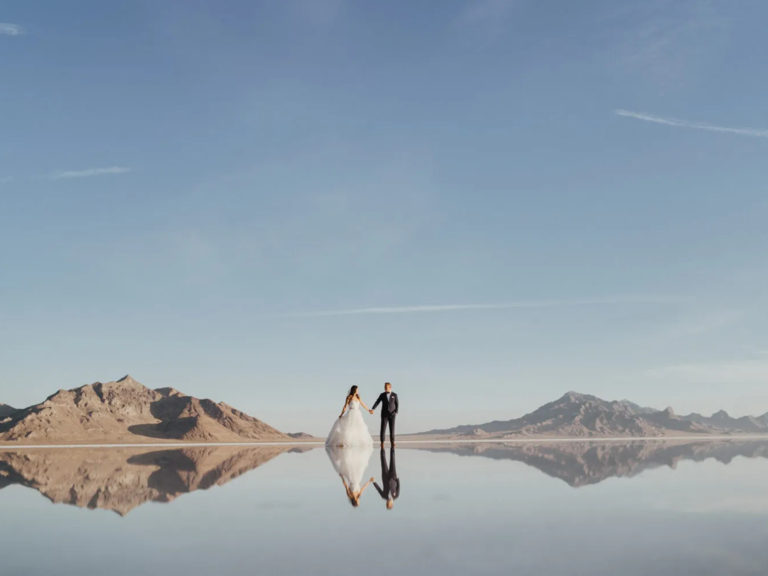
[3,434,768,450]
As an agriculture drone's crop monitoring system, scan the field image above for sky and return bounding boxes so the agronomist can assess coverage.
[1,0,768,436]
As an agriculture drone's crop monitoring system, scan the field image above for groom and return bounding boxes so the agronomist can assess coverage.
[371,382,398,448]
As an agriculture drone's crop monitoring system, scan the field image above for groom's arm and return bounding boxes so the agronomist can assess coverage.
[394,393,399,414]
[371,393,382,411]
[373,481,386,498]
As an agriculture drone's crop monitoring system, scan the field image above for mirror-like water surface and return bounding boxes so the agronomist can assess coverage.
[2,440,767,575]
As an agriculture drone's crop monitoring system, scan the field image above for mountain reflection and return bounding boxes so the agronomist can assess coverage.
[4,440,768,515]
[0,445,310,515]
[411,440,768,487]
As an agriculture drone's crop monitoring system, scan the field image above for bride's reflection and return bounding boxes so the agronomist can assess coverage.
[325,444,374,507]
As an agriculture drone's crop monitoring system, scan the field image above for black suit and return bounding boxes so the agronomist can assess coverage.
[374,448,400,501]
[372,391,399,444]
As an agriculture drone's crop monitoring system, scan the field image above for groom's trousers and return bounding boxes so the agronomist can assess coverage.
[380,415,396,444]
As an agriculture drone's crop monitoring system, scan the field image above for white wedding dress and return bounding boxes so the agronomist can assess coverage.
[326,444,374,493]
[325,399,373,447]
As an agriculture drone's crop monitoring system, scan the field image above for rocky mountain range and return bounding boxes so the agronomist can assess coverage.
[0,445,307,515]
[413,439,768,487]
[419,392,768,438]
[6,380,768,444]
[0,375,291,444]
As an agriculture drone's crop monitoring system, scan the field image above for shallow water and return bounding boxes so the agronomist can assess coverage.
[1,440,767,575]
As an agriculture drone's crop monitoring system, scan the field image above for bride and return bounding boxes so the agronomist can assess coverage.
[326,385,374,447]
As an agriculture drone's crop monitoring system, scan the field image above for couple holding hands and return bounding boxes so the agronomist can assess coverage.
[325,382,400,509]
[326,382,399,448]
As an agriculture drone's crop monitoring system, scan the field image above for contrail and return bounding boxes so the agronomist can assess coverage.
[51,166,131,180]
[615,109,768,138]
[295,296,676,317]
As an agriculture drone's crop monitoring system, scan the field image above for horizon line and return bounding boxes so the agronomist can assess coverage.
[3,436,767,450]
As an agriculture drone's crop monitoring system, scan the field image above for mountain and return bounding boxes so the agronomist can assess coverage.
[617,400,659,415]
[418,391,768,438]
[0,445,299,515]
[287,432,317,440]
[682,410,768,432]
[0,404,17,419]
[0,375,290,444]
[412,440,768,487]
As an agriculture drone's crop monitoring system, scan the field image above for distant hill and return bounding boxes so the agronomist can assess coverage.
[0,404,17,420]
[287,432,316,440]
[418,392,768,438]
[0,375,290,444]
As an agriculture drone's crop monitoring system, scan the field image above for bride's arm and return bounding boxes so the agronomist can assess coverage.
[339,396,351,418]
[356,394,371,412]
[359,478,373,496]
[343,479,355,500]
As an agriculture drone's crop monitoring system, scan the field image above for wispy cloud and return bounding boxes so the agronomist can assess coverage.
[458,0,516,25]
[291,0,344,25]
[51,167,131,180]
[615,109,768,138]
[660,309,742,339]
[0,23,23,36]
[604,0,730,85]
[297,295,675,317]
[649,360,768,385]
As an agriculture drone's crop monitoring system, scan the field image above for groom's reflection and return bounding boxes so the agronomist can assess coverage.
[374,448,400,510]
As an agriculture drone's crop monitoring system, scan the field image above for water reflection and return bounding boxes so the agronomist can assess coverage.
[325,444,374,507]
[374,448,400,510]
[3,440,768,575]
[323,446,402,509]
[0,445,309,515]
[412,439,768,487]
[2,440,768,517]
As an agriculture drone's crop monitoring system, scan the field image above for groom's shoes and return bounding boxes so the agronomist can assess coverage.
[380,443,385,449]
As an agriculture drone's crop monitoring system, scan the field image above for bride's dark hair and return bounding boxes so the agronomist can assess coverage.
[345,486,361,508]
[347,385,359,399]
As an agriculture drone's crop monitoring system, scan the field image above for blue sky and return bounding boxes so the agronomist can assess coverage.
[2,0,768,435]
